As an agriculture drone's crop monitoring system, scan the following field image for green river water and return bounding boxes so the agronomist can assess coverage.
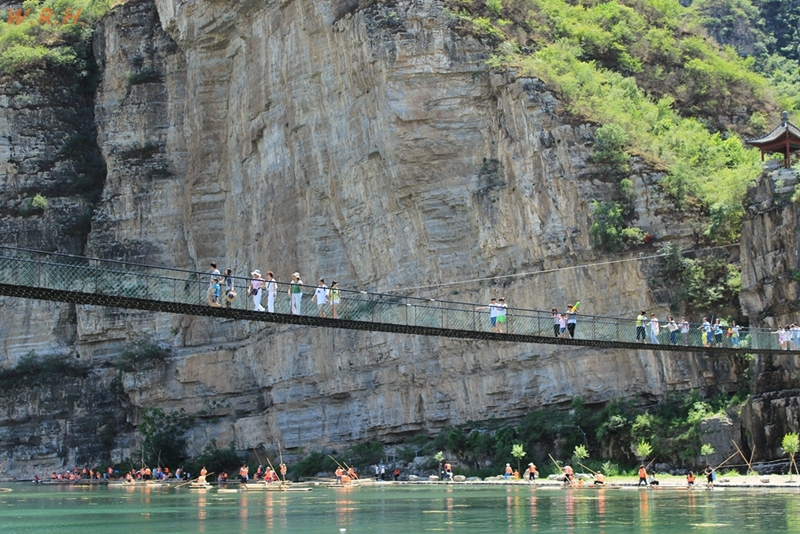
[1,483,799,533]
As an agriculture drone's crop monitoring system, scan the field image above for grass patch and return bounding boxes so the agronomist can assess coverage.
[113,339,171,372]
[0,351,88,391]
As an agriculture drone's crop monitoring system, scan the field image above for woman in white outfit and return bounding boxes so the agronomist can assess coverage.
[265,271,276,313]
[251,270,265,311]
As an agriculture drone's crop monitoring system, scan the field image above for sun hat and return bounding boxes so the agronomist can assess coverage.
[251,270,261,276]
[293,272,300,277]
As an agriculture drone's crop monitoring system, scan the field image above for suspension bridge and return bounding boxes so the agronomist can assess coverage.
[0,245,794,355]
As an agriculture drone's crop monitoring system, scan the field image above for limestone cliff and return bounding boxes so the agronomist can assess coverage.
[0,0,759,476]
[739,165,800,461]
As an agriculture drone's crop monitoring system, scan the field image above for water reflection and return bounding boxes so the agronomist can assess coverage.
[4,484,800,534]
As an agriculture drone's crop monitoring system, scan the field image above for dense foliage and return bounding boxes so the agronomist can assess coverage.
[453,0,799,246]
[0,0,114,75]
[138,407,193,469]
[388,392,750,477]
[0,352,88,390]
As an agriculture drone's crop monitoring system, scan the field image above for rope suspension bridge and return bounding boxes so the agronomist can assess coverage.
[0,245,795,355]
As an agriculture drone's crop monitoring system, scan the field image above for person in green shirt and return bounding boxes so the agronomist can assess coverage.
[636,311,647,343]
[330,281,340,319]
[289,272,303,315]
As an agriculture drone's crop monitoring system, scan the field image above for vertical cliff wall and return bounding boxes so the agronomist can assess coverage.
[739,165,800,460]
[0,0,748,476]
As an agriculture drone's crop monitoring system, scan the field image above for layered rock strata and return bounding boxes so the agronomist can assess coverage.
[0,0,752,476]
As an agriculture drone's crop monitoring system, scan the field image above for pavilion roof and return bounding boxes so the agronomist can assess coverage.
[746,112,800,151]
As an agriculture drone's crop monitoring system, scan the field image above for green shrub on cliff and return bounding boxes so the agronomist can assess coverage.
[0,352,87,390]
[0,0,116,75]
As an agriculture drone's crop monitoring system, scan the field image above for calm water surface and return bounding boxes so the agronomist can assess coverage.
[1,483,799,533]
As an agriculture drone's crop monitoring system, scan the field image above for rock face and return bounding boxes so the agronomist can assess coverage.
[739,165,800,461]
[0,0,766,476]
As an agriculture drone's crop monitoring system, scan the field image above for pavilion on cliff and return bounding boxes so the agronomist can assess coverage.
[746,111,800,169]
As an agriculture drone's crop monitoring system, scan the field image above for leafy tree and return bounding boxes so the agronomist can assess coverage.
[635,440,653,461]
[593,123,630,173]
[138,407,193,470]
[781,432,799,481]
[700,443,715,462]
[511,443,526,474]
[573,444,589,470]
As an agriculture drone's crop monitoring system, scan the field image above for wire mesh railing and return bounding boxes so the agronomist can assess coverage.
[0,245,796,352]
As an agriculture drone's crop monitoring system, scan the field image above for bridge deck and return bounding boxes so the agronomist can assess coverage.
[0,246,795,356]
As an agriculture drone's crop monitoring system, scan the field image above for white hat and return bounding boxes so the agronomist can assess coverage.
[293,272,300,278]
[251,270,261,276]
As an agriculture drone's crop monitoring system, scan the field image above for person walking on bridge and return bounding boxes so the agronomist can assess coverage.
[223,268,235,308]
[497,298,508,333]
[207,262,222,307]
[680,317,690,345]
[647,314,660,344]
[289,272,303,315]
[476,298,499,332]
[566,304,577,338]
[250,270,265,311]
[314,279,329,318]
[636,311,647,343]
[265,271,276,313]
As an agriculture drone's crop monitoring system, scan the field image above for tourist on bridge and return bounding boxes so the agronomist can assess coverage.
[713,319,724,347]
[330,281,340,319]
[289,272,303,315]
[476,298,500,332]
[250,270,265,311]
[223,268,235,308]
[648,314,660,344]
[552,309,560,337]
[680,317,690,345]
[496,298,508,333]
[207,262,222,307]
[314,279,329,317]
[667,316,679,345]
[636,311,647,342]
[699,317,712,347]
[558,311,568,338]
[265,271,277,313]
[566,304,577,338]
[730,321,741,347]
